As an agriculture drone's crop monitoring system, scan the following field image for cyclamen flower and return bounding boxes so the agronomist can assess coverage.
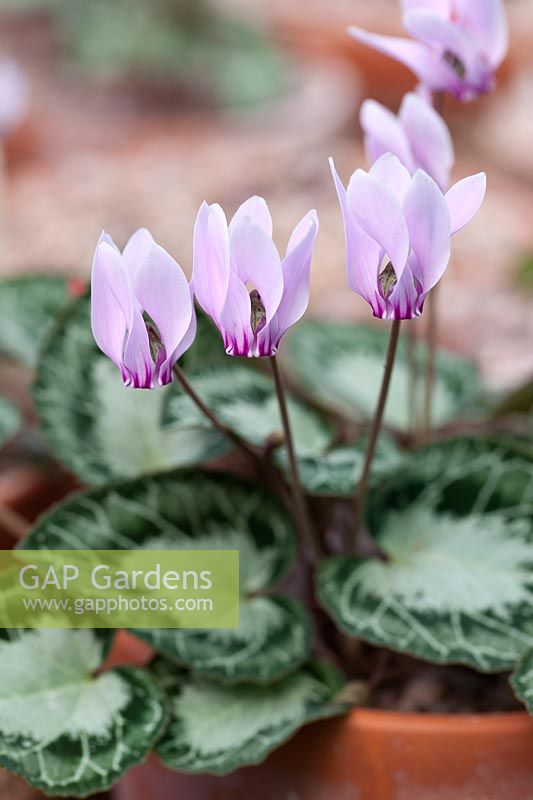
[330,153,486,320]
[193,197,318,357]
[350,0,508,102]
[360,91,454,191]
[91,229,196,388]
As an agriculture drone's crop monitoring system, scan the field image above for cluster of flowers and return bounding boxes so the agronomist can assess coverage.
[91,0,506,389]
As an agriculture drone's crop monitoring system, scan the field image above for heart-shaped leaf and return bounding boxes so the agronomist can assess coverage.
[34,296,230,484]
[0,276,70,368]
[317,438,533,672]
[284,321,480,431]
[151,657,346,775]
[165,366,331,456]
[23,470,310,685]
[0,629,165,796]
[274,435,404,497]
[0,397,20,448]
[510,650,533,714]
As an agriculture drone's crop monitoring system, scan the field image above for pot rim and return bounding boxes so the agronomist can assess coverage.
[346,706,531,731]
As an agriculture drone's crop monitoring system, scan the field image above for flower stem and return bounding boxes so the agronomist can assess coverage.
[423,285,438,441]
[269,356,322,562]
[172,363,262,467]
[406,323,418,435]
[354,319,401,545]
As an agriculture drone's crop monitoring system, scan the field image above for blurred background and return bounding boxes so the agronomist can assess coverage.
[0,0,531,392]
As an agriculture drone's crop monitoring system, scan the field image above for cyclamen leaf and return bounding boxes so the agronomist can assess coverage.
[22,470,310,685]
[284,320,480,431]
[165,366,331,455]
[152,657,347,775]
[0,275,70,367]
[317,438,533,672]
[34,295,229,485]
[0,397,20,448]
[0,630,165,797]
[510,650,533,714]
[275,436,404,497]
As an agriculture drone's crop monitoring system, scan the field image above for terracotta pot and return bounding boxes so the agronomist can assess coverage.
[115,709,533,800]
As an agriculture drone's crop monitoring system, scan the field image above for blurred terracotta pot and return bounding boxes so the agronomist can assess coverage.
[115,709,533,800]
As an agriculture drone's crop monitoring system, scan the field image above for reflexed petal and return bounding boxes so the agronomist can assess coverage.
[229,221,283,323]
[445,173,486,234]
[330,159,384,317]
[455,0,508,66]
[122,228,154,275]
[122,307,154,389]
[403,170,451,293]
[261,210,319,353]
[348,166,410,279]
[401,0,451,15]
[360,99,415,172]
[90,241,133,377]
[399,92,454,190]
[369,153,412,201]
[220,271,253,356]
[229,196,273,238]
[348,27,448,89]
[161,286,197,384]
[404,10,474,71]
[388,262,419,320]
[133,243,194,383]
[192,201,230,324]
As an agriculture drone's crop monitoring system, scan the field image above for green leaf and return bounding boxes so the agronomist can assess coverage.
[0,397,21,448]
[152,657,346,775]
[510,650,533,714]
[275,435,404,497]
[33,295,230,484]
[283,321,480,431]
[317,437,533,672]
[166,365,331,455]
[22,469,309,685]
[0,276,70,368]
[0,629,165,797]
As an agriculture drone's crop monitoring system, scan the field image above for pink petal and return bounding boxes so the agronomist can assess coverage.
[90,241,133,377]
[164,285,197,383]
[192,202,230,325]
[330,159,385,318]
[360,99,415,173]
[260,210,319,353]
[403,10,474,70]
[401,0,451,15]
[403,170,451,293]
[445,173,486,234]
[388,261,419,320]
[122,308,154,389]
[347,166,410,280]
[229,221,283,324]
[229,196,273,238]
[348,26,447,90]
[455,0,508,66]
[133,243,194,384]
[122,228,154,275]
[369,153,412,202]
[399,91,454,190]
[219,271,253,357]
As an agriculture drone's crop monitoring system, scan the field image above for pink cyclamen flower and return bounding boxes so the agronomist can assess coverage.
[360,91,454,191]
[91,229,196,389]
[350,0,508,101]
[330,153,486,320]
[192,197,319,357]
